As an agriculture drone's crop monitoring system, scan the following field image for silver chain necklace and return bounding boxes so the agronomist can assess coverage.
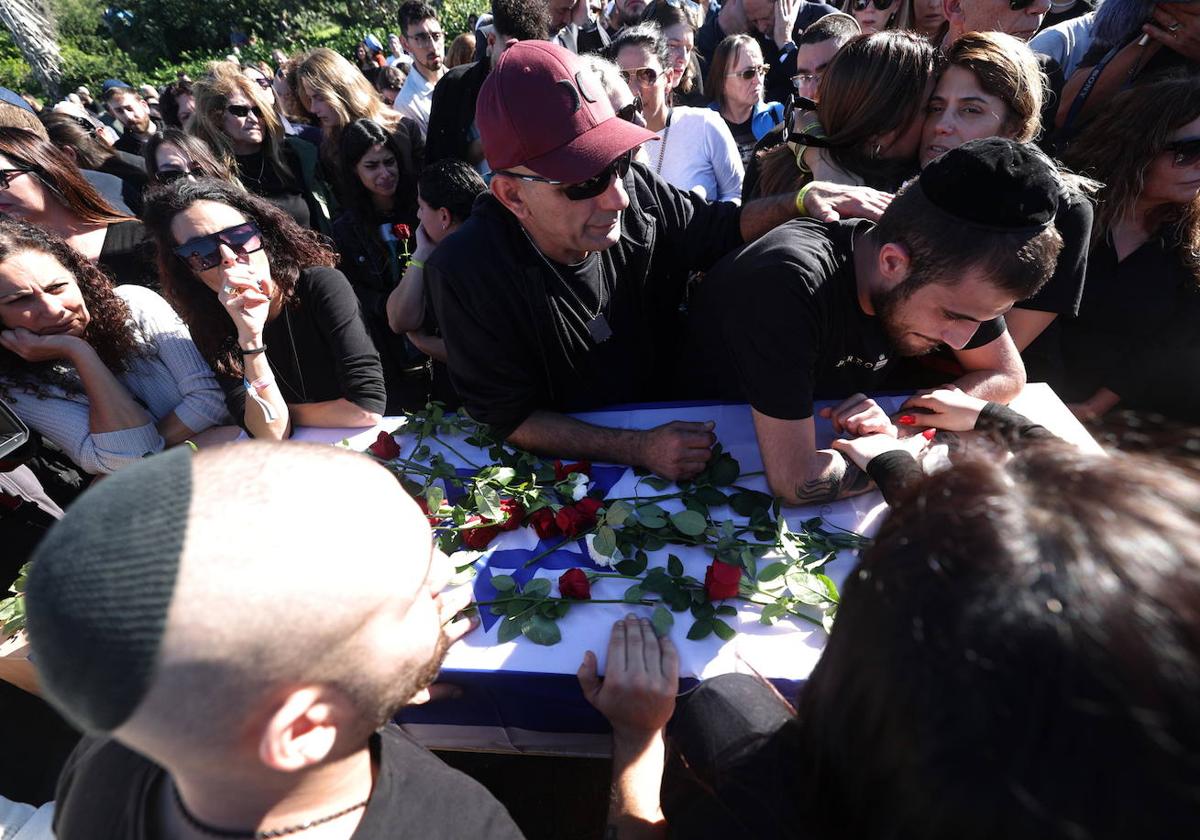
[655,109,672,175]
[519,227,613,344]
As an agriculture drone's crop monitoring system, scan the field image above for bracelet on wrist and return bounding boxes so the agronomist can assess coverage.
[240,343,267,356]
[795,182,816,218]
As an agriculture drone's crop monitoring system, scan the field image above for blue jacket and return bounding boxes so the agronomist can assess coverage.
[709,100,785,142]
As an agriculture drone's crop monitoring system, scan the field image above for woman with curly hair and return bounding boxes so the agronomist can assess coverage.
[189,62,333,233]
[294,47,424,200]
[0,221,229,474]
[1058,74,1200,424]
[142,179,386,440]
[0,127,155,288]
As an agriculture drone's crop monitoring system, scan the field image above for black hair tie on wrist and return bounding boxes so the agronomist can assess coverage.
[240,345,267,356]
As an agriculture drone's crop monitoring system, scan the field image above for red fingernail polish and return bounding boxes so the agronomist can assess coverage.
[923,428,937,441]
[898,415,917,426]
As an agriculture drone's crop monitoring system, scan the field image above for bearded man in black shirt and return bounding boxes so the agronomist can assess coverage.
[428,39,888,480]
[25,443,523,840]
[682,139,1065,505]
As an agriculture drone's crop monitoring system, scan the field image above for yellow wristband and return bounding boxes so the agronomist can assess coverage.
[795,182,816,218]
[409,258,426,270]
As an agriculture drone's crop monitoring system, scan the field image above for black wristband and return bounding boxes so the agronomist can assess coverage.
[240,344,267,356]
[865,450,922,505]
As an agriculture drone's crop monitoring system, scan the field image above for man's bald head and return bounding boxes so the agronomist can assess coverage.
[27,442,445,771]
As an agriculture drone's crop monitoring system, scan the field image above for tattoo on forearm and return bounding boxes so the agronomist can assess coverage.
[794,459,871,504]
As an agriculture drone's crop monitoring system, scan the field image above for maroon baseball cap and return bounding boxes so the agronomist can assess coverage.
[476,40,657,183]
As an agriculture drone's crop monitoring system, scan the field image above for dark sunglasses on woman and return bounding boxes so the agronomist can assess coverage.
[1166,137,1200,168]
[174,221,265,272]
[251,77,272,89]
[493,150,634,201]
[0,166,34,190]
[727,65,767,80]
[226,104,263,119]
[155,166,203,185]
[852,0,896,10]
[619,67,659,86]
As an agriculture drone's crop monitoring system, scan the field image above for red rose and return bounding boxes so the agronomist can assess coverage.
[556,498,602,538]
[554,459,592,481]
[499,498,525,531]
[414,496,446,526]
[575,497,603,518]
[392,223,412,241]
[461,516,501,550]
[705,561,741,601]
[528,507,560,539]
[558,568,591,600]
[368,430,401,460]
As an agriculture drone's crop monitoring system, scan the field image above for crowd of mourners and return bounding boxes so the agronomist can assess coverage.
[0,0,1198,836]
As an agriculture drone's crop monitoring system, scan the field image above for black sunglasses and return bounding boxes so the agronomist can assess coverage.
[852,0,896,10]
[1165,137,1200,168]
[616,96,643,123]
[0,167,34,190]
[1007,0,1039,9]
[155,166,202,185]
[251,77,272,89]
[226,104,263,118]
[174,221,264,272]
[494,150,634,201]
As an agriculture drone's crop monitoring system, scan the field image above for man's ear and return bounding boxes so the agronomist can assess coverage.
[258,686,346,772]
[490,175,531,222]
[877,241,912,288]
[943,0,963,25]
[436,206,453,232]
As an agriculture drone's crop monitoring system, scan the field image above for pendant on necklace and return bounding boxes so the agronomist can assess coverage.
[587,314,613,344]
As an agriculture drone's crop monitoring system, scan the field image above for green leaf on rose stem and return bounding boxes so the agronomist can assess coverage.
[604,499,633,527]
[437,530,459,555]
[687,618,714,640]
[523,577,552,599]
[554,601,571,619]
[641,571,671,595]
[757,562,789,582]
[491,574,516,592]
[521,614,563,646]
[709,453,741,486]
[643,534,667,551]
[506,598,534,614]
[537,601,559,618]
[683,496,709,517]
[817,573,841,604]
[690,601,715,620]
[716,605,738,616]
[730,491,767,518]
[712,618,737,641]
[623,584,645,603]
[414,444,431,460]
[667,554,684,578]
[616,558,644,576]
[670,510,708,537]
[760,602,787,625]
[665,586,692,611]
[492,466,517,486]
[696,486,727,507]
[475,485,503,521]
[490,605,509,616]
[644,476,672,491]
[651,605,674,638]
[593,525,618,557]
[497,615,524,644]
[425,484,445,513]
[635,505,668,529]
[787,569,832,607]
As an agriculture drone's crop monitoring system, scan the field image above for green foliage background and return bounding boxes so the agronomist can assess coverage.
[0,0,487,97]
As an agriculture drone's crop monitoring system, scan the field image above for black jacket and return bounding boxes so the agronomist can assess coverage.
[425,60,489,166]
[427,162,745,436]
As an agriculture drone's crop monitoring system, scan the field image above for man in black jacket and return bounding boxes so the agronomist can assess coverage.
[427,40,887,479]
[425,0,549,167]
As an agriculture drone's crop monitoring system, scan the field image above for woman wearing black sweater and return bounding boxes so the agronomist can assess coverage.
[143,179,385,439]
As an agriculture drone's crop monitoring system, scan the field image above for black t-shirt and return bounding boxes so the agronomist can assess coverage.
[235,147,311,230]
[218,266,387,423]
[1055,230,1198,413]
[98,219,156,289]
[680,218,1005,420]
[725,116,757,168]
[51,725,525,839]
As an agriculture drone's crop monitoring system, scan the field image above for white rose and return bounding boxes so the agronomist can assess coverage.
[585,533,621,569]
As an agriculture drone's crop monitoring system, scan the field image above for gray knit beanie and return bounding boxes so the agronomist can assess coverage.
[25,447,193,733]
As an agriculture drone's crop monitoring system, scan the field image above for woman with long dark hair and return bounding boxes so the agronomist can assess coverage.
[40,111,149,215]
[1059,74,1200,423]
[189,62,334,233]
[752,31,937,197]
[0,127,154,288]
[0,221,229,474]
[142,179,386,439]
[144,128,238,187]
[331,118,424,412]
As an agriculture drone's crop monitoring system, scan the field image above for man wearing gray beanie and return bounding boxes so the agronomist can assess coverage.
[26,442,524,839]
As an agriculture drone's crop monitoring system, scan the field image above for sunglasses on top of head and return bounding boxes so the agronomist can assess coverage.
[1166,137,1200,168]
[226,103,263,119]
[727,65,768,80]
[173,221,265,272]
[493,150,634,201]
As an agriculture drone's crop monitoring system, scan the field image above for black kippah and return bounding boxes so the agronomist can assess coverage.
[918,137,1060,233]
[25,447,193,733]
